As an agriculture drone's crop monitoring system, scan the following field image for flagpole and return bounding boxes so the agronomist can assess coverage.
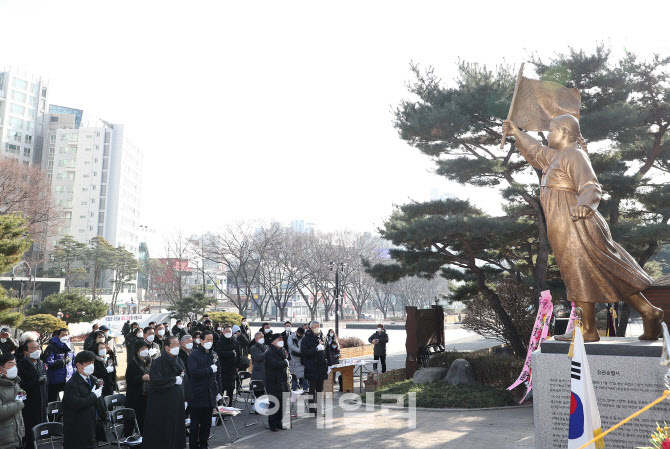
[500,62,525,149]
[575,390,670,449]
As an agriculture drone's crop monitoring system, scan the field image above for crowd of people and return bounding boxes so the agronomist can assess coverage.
[0,317,389,449]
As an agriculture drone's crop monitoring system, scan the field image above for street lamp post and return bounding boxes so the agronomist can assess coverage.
[329,262,345,336]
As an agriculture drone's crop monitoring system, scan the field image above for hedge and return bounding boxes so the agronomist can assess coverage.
[426,351,524,389]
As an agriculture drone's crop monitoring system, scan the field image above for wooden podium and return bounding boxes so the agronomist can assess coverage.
[324,364,355,393]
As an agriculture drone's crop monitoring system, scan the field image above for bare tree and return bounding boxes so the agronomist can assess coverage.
[151,232,193,307]
[199,222,280,316]
[0,158,63,269]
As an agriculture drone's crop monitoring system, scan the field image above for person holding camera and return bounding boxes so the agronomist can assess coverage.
[368,325,389,373]
[18,338,47,448]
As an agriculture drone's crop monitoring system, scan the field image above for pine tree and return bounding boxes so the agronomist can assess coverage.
[0,214,32,326]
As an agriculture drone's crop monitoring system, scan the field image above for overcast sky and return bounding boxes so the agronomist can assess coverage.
[3,0,670,253]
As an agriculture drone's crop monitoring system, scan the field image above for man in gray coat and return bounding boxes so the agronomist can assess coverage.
[250,332,267,397]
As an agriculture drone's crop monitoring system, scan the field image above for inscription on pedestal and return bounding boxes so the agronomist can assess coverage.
[533,345,670,449]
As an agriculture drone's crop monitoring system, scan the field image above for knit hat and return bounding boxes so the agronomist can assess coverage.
[232,325,241,333]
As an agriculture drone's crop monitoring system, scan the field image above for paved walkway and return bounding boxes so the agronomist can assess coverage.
[208,396,535,448]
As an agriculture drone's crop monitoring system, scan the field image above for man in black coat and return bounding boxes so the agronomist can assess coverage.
[62,350,103,449]
[265,333,290,431]
[172,320,186,339]
[259,322,273,345]
[188,331,221,449]
[214,325,240,401]
[368,325,390,373]
[142,336,187,449]
[280,321,292,347]
[18,338,48,448]
[83,324,99,351]
[300,321,329,416]
[0,327,19,355]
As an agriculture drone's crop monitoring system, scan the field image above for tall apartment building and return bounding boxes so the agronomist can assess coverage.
[42,108,143,256]
[0,67,49,165]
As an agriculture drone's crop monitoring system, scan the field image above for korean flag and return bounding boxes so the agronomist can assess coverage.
[568,325,604,449]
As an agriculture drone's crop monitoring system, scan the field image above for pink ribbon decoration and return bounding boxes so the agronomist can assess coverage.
[508,290,554,403]
[565,301,577,334]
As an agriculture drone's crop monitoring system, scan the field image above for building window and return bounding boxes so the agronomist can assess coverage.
[5,143,20,154]
[24,135,32,144]
[67,172,75,180]
[81,201,87,205]
[23,148,30,157]
[9,117,23,129]
[10,104,25,115]
[49,135,56,144]
[47,173,52,180]
[42,87,47,97]
[12,78,28,90]
[59,146,68,153]
[11,91,26,102]
[7,131,21,141]
[48,147,54,156]
[47,160,53,168]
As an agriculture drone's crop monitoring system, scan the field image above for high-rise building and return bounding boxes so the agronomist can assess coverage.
[42,109,143,256]
[0,67,49,165]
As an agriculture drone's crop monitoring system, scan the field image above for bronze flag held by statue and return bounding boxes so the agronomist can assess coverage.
[500,63,581,148]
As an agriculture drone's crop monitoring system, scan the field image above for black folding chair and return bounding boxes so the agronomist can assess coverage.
[109,408,142,448]
[235,371,253,408]
[245,380,269,428]
[32,422,63,449]
[103,394,126,414]
[46,401,63,423]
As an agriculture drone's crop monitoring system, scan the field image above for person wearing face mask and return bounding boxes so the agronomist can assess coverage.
[288,327,308,391]
[98,325,117,356]
[258,322,273,345]
[154,324,167,349]
[62,351,103,449]
[201,319,219,345]
[250,332,267,396]
[44,328,76,402]
[18,339,46,448]
[125,324,141,350]
[143,327,160,360]
[233,325,250,358]
[83,324,100,352]
[265,333,290,431]
[192,331,202,349]
[325,339,343,392]
[0,353,25,449]
[280,321,293,347]
[0,327,19,355]
[162,322,172,338]
[92,342,116,397]
[214,325,240,402]
[172,320,186,339]
[187,331,221,449]
[179,334,193,374]
[124,342,151,433]
[143,336,187,449]
[326,329,338,346]
[239,318,250,341]
[301,321,329,416]
[369,324,389,373]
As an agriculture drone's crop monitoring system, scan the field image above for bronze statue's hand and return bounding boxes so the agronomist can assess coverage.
[570,205,594,222]
[502,120,519,138]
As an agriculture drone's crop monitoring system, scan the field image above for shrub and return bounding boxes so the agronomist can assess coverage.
[32,291,107,324]
[208,311,243,327]
[387,316,405,321]
[366,380,518,408]
[427,351,524,389]
[339,336,365,348]
[22,314,68,347]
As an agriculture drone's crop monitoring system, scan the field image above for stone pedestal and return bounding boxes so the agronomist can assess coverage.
[532,338,670,449]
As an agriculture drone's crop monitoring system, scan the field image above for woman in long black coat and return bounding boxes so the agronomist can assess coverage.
[18,340,47,448]
[92,342,116,397]
[124,341,151,434]
[142,338,186,449]
[264,334,290,431]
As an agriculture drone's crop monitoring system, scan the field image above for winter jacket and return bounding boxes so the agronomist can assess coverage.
[326,343,341,366]
[287,335,305,379]
[300,329,328,381]
[264,345,290,397]
[93,358,116,397]
[44,336,75,385]
[0,374,25,449]
[214,336,240,390]
[187,346,221,408]
[368,330,389,356]
[0,338,18,355]
[250,343,268,384]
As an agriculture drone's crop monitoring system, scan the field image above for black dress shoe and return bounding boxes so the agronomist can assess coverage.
[270,426,278,432]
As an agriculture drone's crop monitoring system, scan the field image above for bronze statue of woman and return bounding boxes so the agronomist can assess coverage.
[503,115,663,342]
